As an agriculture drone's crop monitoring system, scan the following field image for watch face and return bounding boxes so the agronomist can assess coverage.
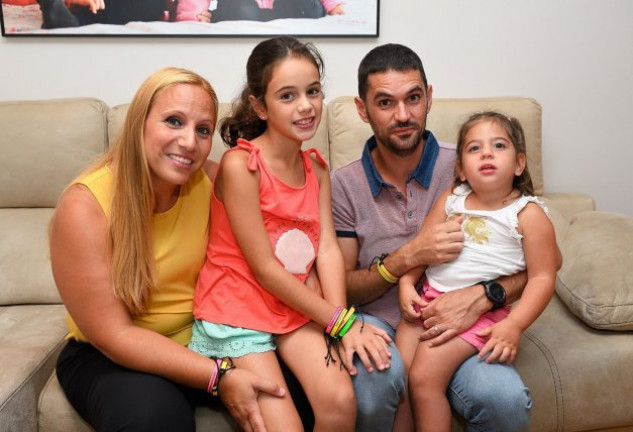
[485,281,506,306]
[489,282,505,301]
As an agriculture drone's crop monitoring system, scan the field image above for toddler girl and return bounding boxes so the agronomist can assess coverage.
[394,111,560,432]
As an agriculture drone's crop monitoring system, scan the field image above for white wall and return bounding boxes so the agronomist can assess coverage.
[2,0,632,216]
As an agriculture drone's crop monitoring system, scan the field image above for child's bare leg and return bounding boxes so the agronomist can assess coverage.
[277,322,356,432]
[409,338,476,432]
[233,351,303,432]
[393,319,423,432]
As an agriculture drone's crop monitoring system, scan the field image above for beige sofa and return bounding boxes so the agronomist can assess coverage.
[1,96,632,432]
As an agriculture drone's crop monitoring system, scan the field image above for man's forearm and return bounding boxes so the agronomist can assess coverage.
[346,267,394,305]
[497,271,528,305]
[345,246,416,305]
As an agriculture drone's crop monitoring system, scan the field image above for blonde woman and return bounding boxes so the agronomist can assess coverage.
[50,67,284,432]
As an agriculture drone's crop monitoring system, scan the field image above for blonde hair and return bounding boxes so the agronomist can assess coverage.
[83,67,217,316]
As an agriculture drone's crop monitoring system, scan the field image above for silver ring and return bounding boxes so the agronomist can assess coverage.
[433,325,442,335]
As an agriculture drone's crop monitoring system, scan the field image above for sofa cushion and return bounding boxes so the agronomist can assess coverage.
[516,295,633,431]
[0,304,68,432]
[0,208,60,305]
[556,211,633,330]
[0,98,108,208]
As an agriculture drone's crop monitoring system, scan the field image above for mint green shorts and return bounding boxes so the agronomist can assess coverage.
[188,319,276,358]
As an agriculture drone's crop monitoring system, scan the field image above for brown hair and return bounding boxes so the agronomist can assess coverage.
[456,111,534,196]
[219,36,324,147]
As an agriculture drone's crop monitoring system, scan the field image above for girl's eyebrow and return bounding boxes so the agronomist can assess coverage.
[273,81,321,95]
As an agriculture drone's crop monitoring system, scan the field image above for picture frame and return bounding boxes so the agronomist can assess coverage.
[1,0,379,37]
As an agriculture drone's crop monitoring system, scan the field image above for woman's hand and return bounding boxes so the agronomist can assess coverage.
[218,367,285,432]
[339,321,392,375]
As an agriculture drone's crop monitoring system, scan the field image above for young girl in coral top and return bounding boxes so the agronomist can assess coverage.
[189,36,391,431]
[393,112,560,432]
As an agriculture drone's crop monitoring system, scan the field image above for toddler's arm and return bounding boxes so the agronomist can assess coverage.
[398,266,427,322]
[477,202,558,364]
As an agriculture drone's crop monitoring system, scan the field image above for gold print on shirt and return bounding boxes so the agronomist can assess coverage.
[462,216,490,245]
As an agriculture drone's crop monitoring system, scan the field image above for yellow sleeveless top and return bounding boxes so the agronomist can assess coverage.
[66,166,211,346]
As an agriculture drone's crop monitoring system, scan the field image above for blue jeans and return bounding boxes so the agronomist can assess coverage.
[352,313,532,432]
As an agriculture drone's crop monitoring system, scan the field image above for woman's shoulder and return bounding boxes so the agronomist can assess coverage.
[53,182,108,241]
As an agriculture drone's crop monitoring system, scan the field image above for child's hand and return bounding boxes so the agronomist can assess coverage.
[476,318,522,364]
[328,5,345,15]
[399,284,426,323]
[340,321,392,375]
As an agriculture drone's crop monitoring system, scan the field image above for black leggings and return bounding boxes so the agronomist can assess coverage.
[211,0,325,23]
[57,340,313,431]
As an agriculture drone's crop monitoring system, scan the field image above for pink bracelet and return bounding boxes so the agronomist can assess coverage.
[326,306,343,334]
[206,361,219,394]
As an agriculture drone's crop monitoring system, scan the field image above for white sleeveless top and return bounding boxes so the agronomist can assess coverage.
[426,184,549,292]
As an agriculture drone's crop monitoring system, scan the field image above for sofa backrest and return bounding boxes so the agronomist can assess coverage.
[0,95,543,306]
[0,98,108,305]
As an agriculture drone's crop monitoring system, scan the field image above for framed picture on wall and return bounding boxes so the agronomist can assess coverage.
[1,0,379,37]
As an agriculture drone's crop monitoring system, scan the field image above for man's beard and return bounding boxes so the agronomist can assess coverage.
[380,122,424,157]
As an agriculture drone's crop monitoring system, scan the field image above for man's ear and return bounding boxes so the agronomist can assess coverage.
[515,153,527,176]
[248,95,267,120]
[426,84,433,114]
[354,96,370,124]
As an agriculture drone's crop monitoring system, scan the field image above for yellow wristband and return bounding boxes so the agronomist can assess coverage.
[377,260,399,284]
[334,307,356,337]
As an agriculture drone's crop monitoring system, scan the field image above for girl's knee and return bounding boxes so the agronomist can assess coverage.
[408,364,446,402]
[313,381,356,428]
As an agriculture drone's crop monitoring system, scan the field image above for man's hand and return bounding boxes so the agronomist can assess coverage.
[417,284,488,346]
[407,218,464,268]
[218,367,285,432]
